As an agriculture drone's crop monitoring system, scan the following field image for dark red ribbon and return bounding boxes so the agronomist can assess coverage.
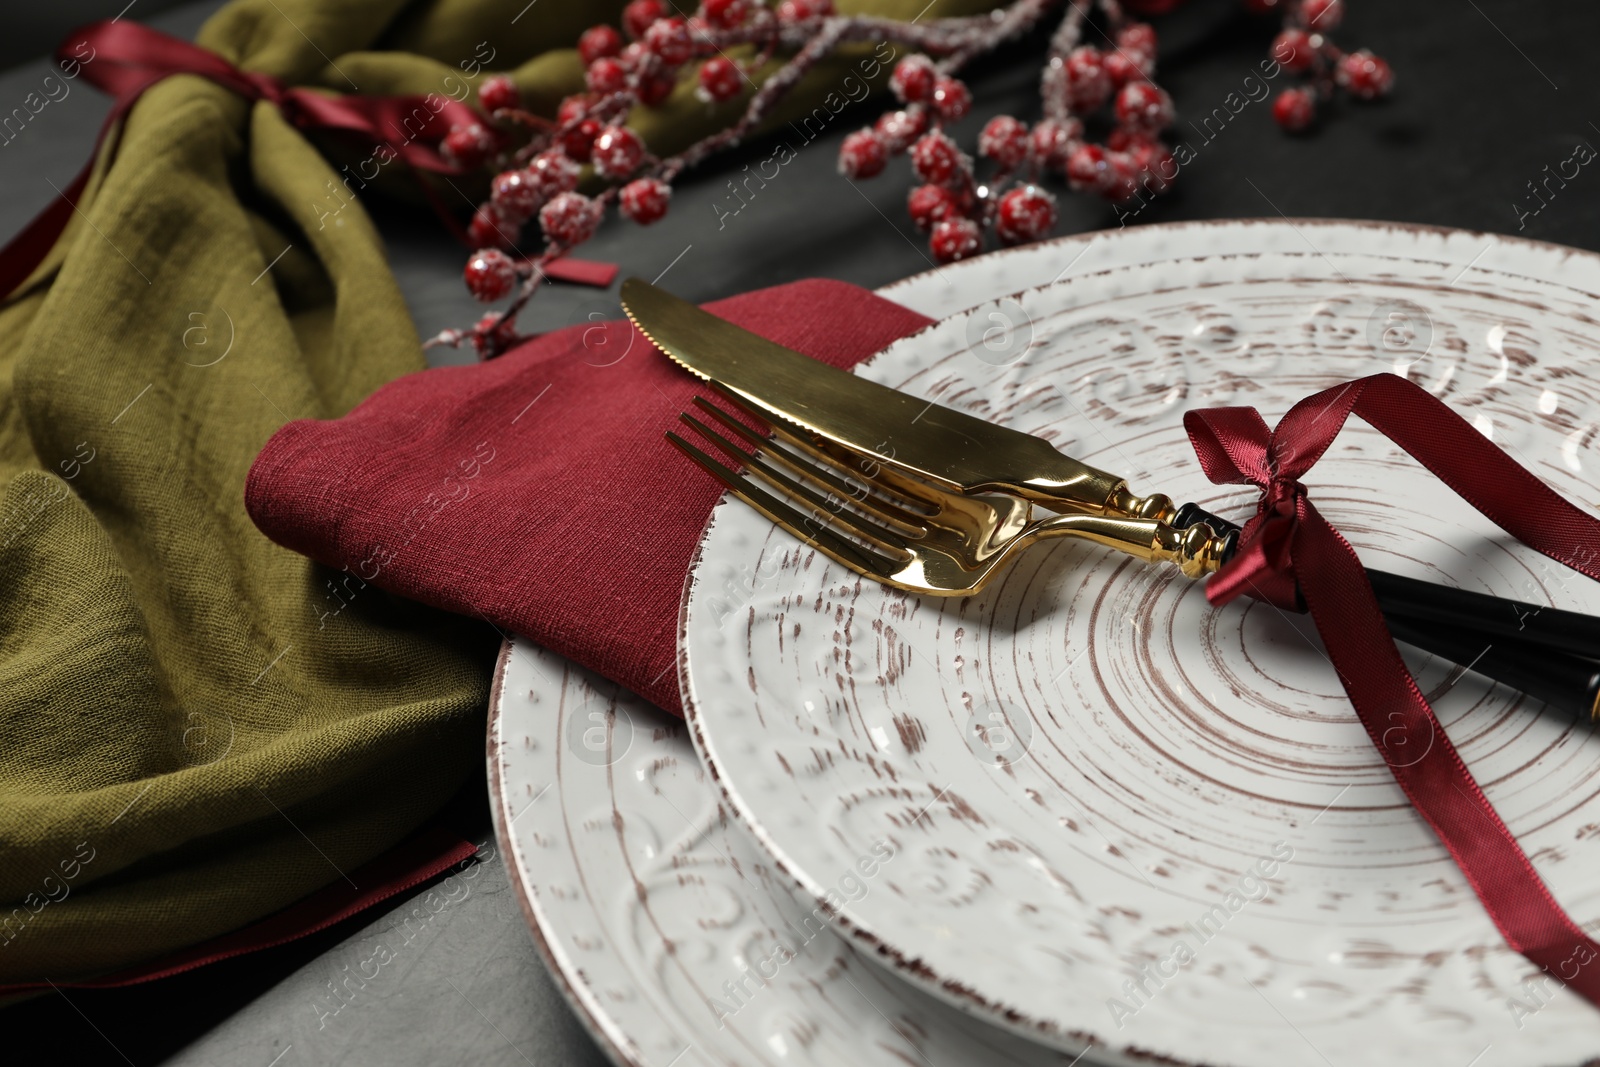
[1187,373,1600,1007]
[0,20,613,300]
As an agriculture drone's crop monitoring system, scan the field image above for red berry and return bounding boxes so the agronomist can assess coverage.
[490,168,544,223]
[472,312,519,357]
[1103,52,1145,89]
[838,128,888,179]
[874,108,927,153]
[1104,151,1142,202]
[478,75,520,113]
[620,178,672,224]
[586,57,628,95]
[623,0,667,38]
[1115,81,1174,134]
[777,0,834,20]
[1272,87,1316,131]
[1300,0,1344,30]
[527,151,582,200]
[995,184,1057,245]
[1060,47,1113,113]
[910,130,966,186]
[907,184,966,231]
[1272,29,1316,72]
[464,248,518,301]
[539,192,604,247]
[441,123,495,170]
[638,71,677,106]
[643,17,694,66]
[1338,50,1393,100]
[1030,117,1084,171]
[578,25,624,66]
[1065,143,1112,193]
[891,56,937,105]
[560,117,602,161]
[698,56,744,102]
[1117,23,1158,61]
[929,217,981,264]
[1124,137,1176,192]
[978,115,1031,169]
[701,0,750,29]
[930,77,971,121]
[468,204,518,249]
[557,94,597,125]
[592,125,646,179]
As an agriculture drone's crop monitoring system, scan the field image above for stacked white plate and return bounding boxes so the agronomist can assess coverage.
[490,221,1600,1067]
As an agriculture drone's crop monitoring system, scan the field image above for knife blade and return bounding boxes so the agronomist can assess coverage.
[620,277,1134,516]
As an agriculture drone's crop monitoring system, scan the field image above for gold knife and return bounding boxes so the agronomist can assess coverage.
[619,277,1181,524]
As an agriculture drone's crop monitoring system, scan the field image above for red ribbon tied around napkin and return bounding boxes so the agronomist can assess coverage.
[1186,372,1600,1007]
[0,20,613,299]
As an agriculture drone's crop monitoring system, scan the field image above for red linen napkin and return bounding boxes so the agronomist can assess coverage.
[245,280,934,714]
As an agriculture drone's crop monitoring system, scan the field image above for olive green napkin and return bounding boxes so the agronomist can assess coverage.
[0,0,985,984]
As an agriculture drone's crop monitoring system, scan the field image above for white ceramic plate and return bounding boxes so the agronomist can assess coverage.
[487,233,1106,1067]
[679,222,1600,1066]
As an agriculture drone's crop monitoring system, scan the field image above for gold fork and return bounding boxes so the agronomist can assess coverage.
[666,393,1227,597]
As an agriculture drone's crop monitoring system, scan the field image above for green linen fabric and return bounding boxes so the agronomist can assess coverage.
[0,0,989,984]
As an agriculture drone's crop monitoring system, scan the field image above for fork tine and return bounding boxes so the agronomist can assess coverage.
[676,409,914,557]
[665,431,904,580]
[689,399,928,536]
[707,382,958,515]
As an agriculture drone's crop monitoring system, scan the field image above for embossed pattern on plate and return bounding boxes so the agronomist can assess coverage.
[680,230,1600,1066]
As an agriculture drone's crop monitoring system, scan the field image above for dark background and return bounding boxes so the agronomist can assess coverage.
[0,0,1595,1064]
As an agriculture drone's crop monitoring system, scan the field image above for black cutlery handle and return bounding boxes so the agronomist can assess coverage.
[1384,617,1600,723]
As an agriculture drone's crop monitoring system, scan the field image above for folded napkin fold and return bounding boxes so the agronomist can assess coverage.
[246,280,933,714]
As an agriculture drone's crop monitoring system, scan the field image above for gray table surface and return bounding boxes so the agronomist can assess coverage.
[2,0,1597,1064]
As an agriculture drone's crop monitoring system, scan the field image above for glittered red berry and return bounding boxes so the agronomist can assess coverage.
[1029,117,1084,172]
[1060,47,1113,113]
[472,312,519,357]
[1115,81,1174,134]
[464,248,518,301]
[907,184,965,231]
[539,192,604,247]
[478,75,520,113]
[838,128,888,179]
[1272,87,1316,131]
[996,184,1057,245]
[490,168,543,223]
[1102,52,1144,89]
[586,56,628,95]
[978,115,1030,169]
[777,0,833,20]
[1117,23,1158,61]
[527,151,582,200]
[910,131,966,186]
[1064,142,1112,193]
[929,217,981,264]
[891,56,937,105]
[468,204,517,249]
[1301,0,1344,30]
[560,117,602,161]
[620,178,672,224]
[557,94,597,125]
[592,125,646,179]
[1272,29,1316,73]
[638,71,677,106]
[698,56,743,102]
[701,0,750,29]
[1124,137,1176,191]
[1104,151,1141,202]
[441,123,496,170]
[874,108,927,153]
[578,24,624,66]
[931,77,971,121]
[644,17,694,66]
[1339,50,1393,100]
[623,0,667,38]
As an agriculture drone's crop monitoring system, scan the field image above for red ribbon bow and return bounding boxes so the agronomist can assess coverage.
[1186,373,1600,1009]
[0,20,613,300]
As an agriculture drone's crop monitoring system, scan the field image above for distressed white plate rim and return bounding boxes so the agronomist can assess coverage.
[678,220,1600,1066]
